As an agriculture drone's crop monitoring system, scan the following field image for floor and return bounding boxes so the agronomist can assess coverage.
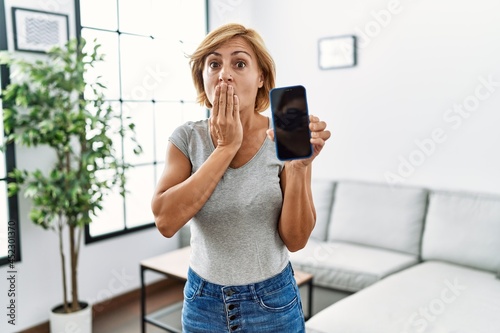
[93,281,346,333]
[93,281,185,333]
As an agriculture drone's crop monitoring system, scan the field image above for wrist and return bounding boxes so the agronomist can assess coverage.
[285,161,310,173]
[215,143,240,156]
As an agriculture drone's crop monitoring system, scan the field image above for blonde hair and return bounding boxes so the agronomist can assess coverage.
[189,23,276,113]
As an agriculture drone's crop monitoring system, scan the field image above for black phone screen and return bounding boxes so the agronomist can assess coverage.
[270,85,312,161]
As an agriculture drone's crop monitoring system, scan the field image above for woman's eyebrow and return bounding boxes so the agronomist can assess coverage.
[207,50,252,58]
[231,50,252,58]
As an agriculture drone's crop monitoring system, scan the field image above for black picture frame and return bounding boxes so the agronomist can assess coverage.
[12,7,69,54]
[318,35,357,70]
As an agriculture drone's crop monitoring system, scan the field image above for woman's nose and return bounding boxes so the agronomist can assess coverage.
[219,66,233,82]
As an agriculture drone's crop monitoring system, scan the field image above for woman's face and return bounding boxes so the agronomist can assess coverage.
[203,36,264,113]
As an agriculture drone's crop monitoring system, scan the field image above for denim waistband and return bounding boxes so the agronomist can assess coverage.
[187,262,295,301]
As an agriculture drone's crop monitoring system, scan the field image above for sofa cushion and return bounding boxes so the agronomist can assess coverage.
[327,181,428,255]
[310,180,336,241]
[306,261,500,333]
[290,239,418,292]
[422,191,500,273]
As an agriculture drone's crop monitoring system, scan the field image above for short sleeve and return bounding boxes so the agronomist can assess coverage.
[168,122,194,158]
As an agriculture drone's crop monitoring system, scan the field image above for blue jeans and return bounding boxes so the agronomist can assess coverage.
[182,262,305,332]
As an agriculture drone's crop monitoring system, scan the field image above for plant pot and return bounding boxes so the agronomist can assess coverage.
[50,302,92,333]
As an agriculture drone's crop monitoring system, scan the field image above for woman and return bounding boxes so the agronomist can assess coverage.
[152,23,330,332]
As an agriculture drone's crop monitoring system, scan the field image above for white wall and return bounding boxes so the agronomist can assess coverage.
[0,1,177,332]
[210,0,500,195]
[2,0,500,330]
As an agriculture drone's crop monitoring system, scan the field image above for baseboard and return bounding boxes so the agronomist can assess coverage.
[19,278,179,333]
[21,322,49,333]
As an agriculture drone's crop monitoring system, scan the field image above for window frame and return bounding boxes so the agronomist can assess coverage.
[76,0,209,244]
[0,0,21,266]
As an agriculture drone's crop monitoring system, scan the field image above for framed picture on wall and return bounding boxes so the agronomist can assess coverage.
[12,7,69,53]
[318,35,357,70]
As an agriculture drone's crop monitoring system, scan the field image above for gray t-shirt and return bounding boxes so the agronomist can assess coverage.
[169,119,289,285]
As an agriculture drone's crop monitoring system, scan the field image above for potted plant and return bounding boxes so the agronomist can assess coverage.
[0,38,141,331]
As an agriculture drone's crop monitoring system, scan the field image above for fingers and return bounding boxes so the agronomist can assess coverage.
[212,83,235,119]
[233,93,240,122]
[226,85,234,119]
[309,115,326,131]
[211,83,231,131]
[212,85,220,118]
[266,129,275,141]
[219,83,227,118]
[309,114,331,145]
[209,83,242,148]
[311,127,331,142]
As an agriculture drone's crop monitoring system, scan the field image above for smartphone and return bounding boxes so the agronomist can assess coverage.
[270,85,313,161]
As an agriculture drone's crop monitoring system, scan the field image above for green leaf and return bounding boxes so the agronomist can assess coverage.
[7,183,20,196]
[0,36,140,238]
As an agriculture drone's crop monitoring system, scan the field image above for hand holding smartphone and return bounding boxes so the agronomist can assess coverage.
[270,85,312,161]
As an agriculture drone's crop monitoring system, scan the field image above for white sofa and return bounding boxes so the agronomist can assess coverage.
[290,180,500,333]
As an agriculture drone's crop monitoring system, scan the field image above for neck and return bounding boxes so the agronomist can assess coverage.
[239,108,266,134]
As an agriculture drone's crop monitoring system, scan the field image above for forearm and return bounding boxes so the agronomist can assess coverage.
[153,146,237,237]
[278,164,316,252]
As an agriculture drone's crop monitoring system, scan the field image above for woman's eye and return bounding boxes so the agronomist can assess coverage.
[209,61,220,68]
[235,61,246,68]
